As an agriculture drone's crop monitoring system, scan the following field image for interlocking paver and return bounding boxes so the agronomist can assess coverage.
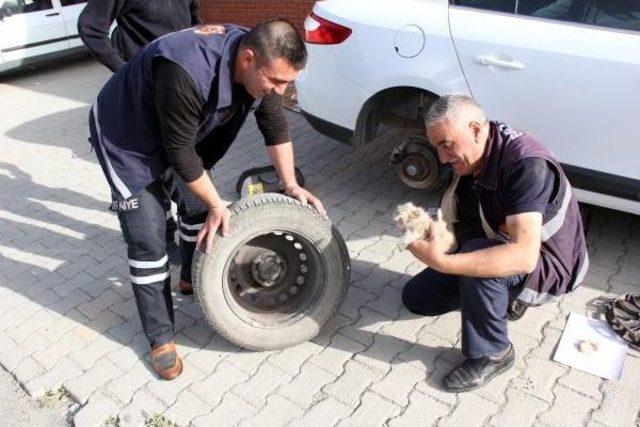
[419,312,461,345]
[105,360,155,405]
[189,360,249,406]
[0,304,42,334]
[232,362,292,407]
[337,391,401,427]
[414,358,459,406]
[276,361,336,408]
[76,289,124,320]
[45,290,93,318]
[397,332,451,373]
[165,389,210,427]
[267,340,324,376]
[365,285,404,319]
[339,308,392,346]
[32,330,86,370]
[146,360,206,406]
[370,362,425,406]
[354,333,411,373]
[309,334,366,376]
[72,392,120,427]
[354,268,401,296]
[289,396,352,427]
[241,395,303,427]
[118,404,147,427]
[0,331,49,371]
[338,285,377,320]
[590,381,640,426]
[64,358,123,404]
[558,368,603,401]
[379,313,428,342]
[617,353,640,396]
[323,360,385,408]
[387,390,450,427]
[531,326,564,360]
[131,386,168,413]
[538,385,598,426]
[24,358,83,397]
[69,335,122,371]
[180,322,214,347]
[512,356,567,403]
[490,388,549,426]
[106,333,149,372]
[107,317,141,345]
[192,393,257,427]
[439,393,499,427]
[12,356,46,384]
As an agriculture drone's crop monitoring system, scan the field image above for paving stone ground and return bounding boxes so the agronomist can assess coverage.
[1,57,639,427]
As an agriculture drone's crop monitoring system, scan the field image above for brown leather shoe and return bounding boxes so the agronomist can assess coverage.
[151,341,183,380]
[179,279,193,295]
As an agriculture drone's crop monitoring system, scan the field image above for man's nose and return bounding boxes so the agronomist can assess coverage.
[436,148,448,163]
[274,83,288,96]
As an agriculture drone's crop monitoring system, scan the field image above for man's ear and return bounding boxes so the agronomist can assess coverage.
[240,48,256,68]
[469,120,483,138]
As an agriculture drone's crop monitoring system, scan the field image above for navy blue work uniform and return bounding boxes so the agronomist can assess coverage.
[88,24,288,348]
[402,122,589,358]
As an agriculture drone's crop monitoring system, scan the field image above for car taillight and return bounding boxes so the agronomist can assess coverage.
[304,12,352,45]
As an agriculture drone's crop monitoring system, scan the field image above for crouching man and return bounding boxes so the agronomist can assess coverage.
[402,95,588,392]
[88,20,324,380]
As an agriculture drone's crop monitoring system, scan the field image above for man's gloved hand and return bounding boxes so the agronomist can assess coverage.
[196,205,231,253]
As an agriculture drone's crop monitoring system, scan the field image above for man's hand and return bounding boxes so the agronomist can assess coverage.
[407,222,449,271]
[285,184,326,216]
[196,205,231,253]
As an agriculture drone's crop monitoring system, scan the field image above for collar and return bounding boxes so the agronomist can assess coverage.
[215,28,246,110]
[474,121,502,191]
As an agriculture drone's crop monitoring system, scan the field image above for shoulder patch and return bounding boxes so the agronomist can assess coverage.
[193,24,226,36]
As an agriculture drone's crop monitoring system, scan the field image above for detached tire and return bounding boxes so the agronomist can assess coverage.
[192,193,350,350]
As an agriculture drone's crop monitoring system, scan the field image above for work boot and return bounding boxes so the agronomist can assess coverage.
[442,343,514,392]
[151,341,183,380]
[507,299,528,321]
[179,279,193,295]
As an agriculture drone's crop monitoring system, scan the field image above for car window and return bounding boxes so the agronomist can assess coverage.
[60,0,87,6]
[0,0,53,16]
[451,0,516,14]
[518,0,640,32]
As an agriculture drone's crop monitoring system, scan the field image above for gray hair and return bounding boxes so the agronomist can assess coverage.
[424,94,486,128]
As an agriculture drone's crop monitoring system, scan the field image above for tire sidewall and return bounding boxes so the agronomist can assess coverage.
[192,198,349,350]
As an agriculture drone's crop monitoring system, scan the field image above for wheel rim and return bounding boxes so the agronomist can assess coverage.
[223,230,325,327]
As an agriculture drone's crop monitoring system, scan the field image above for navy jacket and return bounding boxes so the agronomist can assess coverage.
[442,122,589,305]
[90,24,257,200]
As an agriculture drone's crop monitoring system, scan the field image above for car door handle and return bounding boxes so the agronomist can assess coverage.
[45,12,60,17]
[475,55,524,70]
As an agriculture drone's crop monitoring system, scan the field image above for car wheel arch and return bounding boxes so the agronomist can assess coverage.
[353,86,439,147]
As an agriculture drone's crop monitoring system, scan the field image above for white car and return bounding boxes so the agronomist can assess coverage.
[296,0,640,215]
[0,0,87,73]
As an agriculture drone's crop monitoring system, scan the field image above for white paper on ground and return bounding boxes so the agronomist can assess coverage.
[553,312,628,380]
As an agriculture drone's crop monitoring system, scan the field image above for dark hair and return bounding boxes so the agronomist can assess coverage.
[240,19,307,70]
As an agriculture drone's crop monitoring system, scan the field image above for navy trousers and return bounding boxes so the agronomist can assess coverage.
[402,238,526,359]
[116,171,209,348]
